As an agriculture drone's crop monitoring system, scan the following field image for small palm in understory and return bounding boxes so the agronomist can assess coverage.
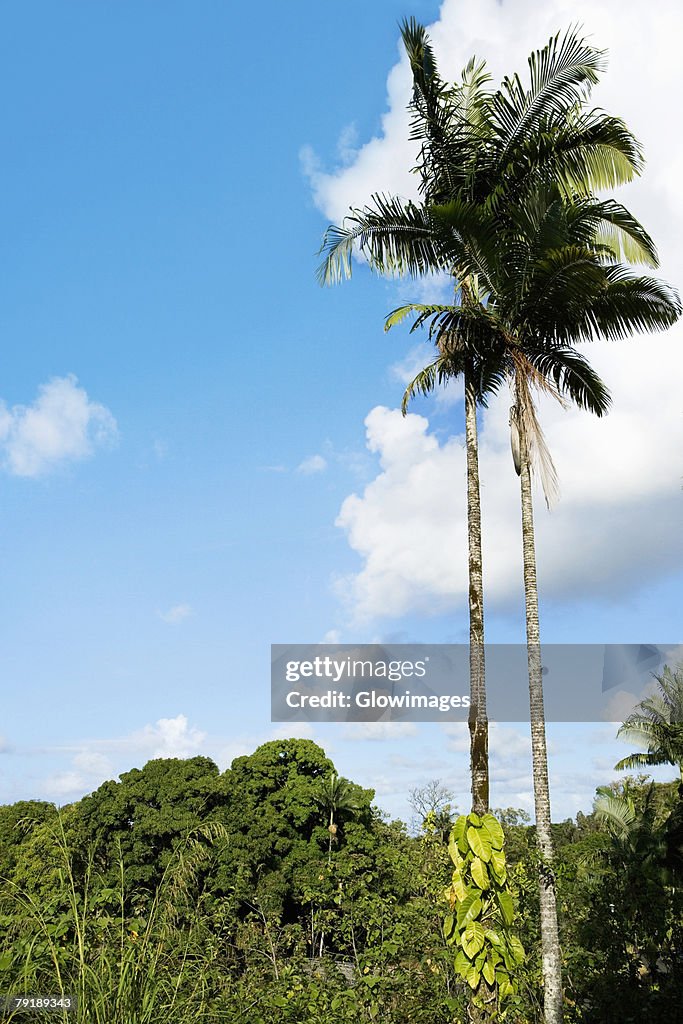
[314,774,359,863]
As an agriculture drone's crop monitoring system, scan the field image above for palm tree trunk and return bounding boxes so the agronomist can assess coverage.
[517,415,563,1024]
[464,372,489,816]
[465,372,495,1024]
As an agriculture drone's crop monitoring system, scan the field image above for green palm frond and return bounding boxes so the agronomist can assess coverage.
[492,27,605,158]
[384,304,424,331]
[583,271,682,342]
[615,664,683,776]
[586,199,658,266]
[551,112,644,192]
[594,792,637,838]
[614,750,671,772]
[316,196,441,285]
[524,345,611,416]
[401,359,440,413]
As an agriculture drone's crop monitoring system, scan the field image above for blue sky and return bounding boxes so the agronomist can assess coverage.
[1,0,681,822]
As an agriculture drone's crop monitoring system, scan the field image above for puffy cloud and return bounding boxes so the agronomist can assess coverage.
[0,375,117,477]
[41,714,207,801]
[138,714,207,759]
[297,454,328,474]
[336,373,683,620]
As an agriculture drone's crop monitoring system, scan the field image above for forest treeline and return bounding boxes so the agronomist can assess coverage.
[0,737,681,1023]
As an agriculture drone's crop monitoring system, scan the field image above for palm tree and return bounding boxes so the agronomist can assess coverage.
[615,663,683,796]
[394,187,680,1020]
[314,774,359,863]
[323,188,679,1020]
[318,26,680,1023]
[318,24,653,827]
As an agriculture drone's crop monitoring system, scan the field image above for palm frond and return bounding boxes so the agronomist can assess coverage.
[492,27,605,159]
[594,792,637,838]
[587,199,658,266]
[524,346,611,416]
[553,111,644,192]
[614,663,683,774]
[583,271,682,342]
[401,360,440,413]
[614,750,670,771]
[316,196,442,285]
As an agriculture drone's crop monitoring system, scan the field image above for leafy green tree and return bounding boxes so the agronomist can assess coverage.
[71,755,225,894]
[0,800,57,888]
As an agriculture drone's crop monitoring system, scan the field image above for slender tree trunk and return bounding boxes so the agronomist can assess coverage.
[328,809,334,866]
[465,371,495,1024]
[517,414,563,1024]
[465,372,489,816]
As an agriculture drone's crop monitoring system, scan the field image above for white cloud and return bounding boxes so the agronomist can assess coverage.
[138,714,207,759]
[335,370,683,619]
[158,603,193,625]
[297,453,328,475]
[0,375,117,477]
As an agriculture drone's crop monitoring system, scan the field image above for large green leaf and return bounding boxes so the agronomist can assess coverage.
[457,891,483,929]
[509,934,525,965]
[481,814,505,850]
[453,948,471,976]
[498,889,515,926]
[466,964,482,990]
[490,847,506,881]
[470,856,490,890]
[451,815,469,855]
[467,825,492,862]
[462,920,486,959]
[448,831,465,867]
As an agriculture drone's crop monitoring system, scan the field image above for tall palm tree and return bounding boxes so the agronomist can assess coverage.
[615,663,683,796]
[318,26,680,1023]
[322,187,679,1020]
[391,188,679,1019]
[319,24,653,827]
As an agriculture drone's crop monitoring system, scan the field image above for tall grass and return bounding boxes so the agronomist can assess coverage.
[1,818,233,1023]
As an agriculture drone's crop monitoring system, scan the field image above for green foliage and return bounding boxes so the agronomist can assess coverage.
[615,662,683,786]
[443,813,525,1010]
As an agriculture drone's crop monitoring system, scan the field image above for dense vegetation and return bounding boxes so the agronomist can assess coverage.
[1,737,681,1023]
